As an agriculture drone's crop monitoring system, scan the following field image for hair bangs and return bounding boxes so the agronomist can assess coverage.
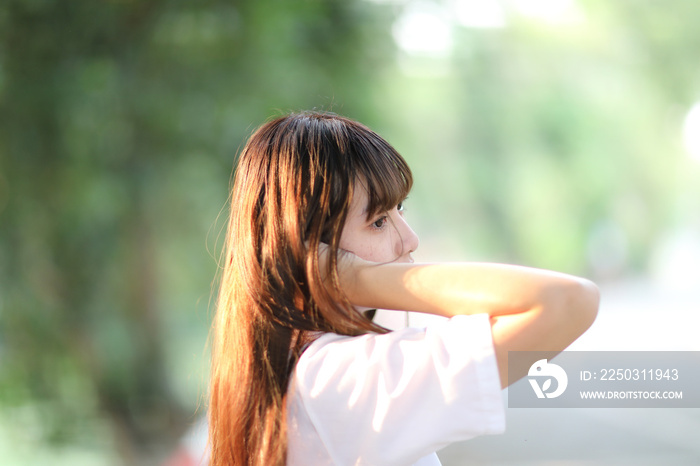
[350,132,413,220]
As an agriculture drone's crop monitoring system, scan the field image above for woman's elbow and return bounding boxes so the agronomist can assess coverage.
[561,277,600,335]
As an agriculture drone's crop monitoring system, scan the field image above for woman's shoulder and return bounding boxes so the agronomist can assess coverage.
[295,313,495,377]
[288,313,505,464]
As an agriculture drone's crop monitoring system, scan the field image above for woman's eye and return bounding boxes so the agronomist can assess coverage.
[372,217,387,229]
[397,202,404,212]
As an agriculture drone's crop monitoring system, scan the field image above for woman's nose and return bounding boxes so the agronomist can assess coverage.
[394,217,420,258]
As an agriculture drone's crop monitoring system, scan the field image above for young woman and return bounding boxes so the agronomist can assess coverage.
[208,111,599,466]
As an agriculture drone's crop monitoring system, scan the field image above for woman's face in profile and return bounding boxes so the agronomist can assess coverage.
[338,185,419,264]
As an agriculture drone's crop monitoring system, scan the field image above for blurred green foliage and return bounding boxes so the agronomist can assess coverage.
[0,0,390,462]
[0,0,699,464]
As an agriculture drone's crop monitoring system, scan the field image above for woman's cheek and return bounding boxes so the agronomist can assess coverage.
[366,237,395,263]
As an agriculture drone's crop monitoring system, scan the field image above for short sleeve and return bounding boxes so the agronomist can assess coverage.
[288,313,505,466]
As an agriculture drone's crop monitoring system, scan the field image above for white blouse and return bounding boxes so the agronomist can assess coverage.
[287,313,505,465]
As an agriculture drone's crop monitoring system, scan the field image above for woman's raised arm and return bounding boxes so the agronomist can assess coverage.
[337,256,600,387]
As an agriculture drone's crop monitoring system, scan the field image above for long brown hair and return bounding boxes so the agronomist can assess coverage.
[209,111,412,465]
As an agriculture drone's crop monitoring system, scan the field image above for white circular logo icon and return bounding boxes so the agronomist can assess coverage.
[528,358,568,399]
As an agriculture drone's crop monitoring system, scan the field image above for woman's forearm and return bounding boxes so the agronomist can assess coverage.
[341,258,597,319]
